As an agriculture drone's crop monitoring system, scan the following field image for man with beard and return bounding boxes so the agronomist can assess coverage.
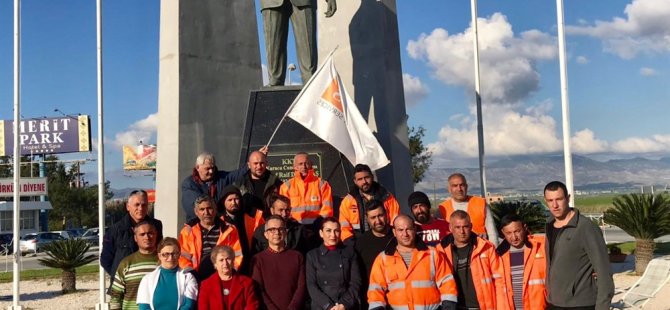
[234,150,283,213]
[353,200,395,278]
[408,191,450,246]
[220,185,264,274]
[339,164,400,241]
[368,215,458,310]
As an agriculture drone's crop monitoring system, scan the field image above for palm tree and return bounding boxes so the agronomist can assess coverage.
[38,239,97,293]
[490,200,548,234]
[604,193,670,275]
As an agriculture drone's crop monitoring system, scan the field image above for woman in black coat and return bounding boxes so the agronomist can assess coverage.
[306,217,362,310]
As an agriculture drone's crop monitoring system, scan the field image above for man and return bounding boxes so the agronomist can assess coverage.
[251,194,319,255]
[260,0,337,86]
[438,173,499,246]
[252,215,306,310]
[409,191,450,246]
[181,152,248,221]
[234,150,283,212]
[279,152,333,225]
[179,195,243,280]
[544,181,613,310]
[354,200,395,278]
[220,185,264,273]
[110,220,159,310]
[437,210,509,310]
[101,190,163,292]
[368,215,457,310]
[339,164,400,241]
[496,214,547,310]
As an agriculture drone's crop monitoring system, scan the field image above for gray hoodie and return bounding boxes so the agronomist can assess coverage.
[545,209,614,310]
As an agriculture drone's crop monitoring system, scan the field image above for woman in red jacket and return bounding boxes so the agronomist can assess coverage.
[198,245,259,310]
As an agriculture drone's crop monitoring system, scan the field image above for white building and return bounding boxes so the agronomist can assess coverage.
[0,201,53,235]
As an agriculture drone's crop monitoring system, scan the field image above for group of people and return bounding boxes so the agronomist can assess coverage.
[100,148,614,310]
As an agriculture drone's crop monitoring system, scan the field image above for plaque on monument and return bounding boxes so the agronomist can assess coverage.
[238,87,353,214]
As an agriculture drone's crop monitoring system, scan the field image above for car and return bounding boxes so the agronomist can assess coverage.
[67,228,86,238]
[52,230,76,240]
[80,228,100,246]
[19,232,65,255]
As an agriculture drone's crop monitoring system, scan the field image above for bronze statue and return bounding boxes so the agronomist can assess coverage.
[260,0,337,86]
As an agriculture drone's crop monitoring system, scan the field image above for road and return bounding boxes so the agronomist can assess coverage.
[602,227,670,244]
[0,247,100,272]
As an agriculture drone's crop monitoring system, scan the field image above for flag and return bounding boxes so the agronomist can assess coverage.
[285,54,390,171]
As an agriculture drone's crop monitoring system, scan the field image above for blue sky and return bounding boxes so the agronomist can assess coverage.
[0,0,668,190]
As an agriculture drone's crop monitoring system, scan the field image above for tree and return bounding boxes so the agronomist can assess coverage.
[490,200,548,234]
[604,193,670,275]
[38,239,97,293]
[409,126,432,184]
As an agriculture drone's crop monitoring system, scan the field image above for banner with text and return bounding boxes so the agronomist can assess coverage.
[0,115,91,156]
[0,178,48,197]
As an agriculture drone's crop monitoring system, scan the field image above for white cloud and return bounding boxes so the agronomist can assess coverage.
[402,73,429,107]
[407,13,556,104]
[110,113,158,149]
[611,135,670,153]
[576,56,589,64]
[571,129,609,153]
[639,67,658,76]
[566,0,670,58]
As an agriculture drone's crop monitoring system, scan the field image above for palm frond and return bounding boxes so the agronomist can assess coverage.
[38,239,97,270]
[604,193,670,240]
[490,200,548,234]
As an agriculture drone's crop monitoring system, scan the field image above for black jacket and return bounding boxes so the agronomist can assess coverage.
[100,213,163,290]
[345,182,393,238]
[180,166,248,221]
[306,244,361,310]
[234,170,283,213]
[251,219,319,256]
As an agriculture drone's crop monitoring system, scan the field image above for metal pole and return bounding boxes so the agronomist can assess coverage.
[95,0,108,309]
[470,0,487,198]
[556,0,575,207]
[11,0,23,308]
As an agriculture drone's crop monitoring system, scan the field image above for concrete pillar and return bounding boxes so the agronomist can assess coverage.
[155,0,262,236]
[317,0,412,212]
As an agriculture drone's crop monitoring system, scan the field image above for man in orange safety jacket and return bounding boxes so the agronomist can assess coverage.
[179,195,243,281]
[339,164,400,241]
[438,173,499,246]
[496,214,547,310]
[437,210,510,310]
[368,215,458,310]
[279,152,333,226]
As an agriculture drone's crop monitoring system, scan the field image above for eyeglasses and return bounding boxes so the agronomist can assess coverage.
[160,252,180,259]
[265,227,286,234]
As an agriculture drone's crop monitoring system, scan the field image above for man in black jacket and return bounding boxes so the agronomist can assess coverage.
[234,150,283,213]
[100,190,163,292]
[544,181,613,310]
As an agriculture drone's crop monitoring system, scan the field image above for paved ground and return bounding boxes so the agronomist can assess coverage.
[0,247,99,272]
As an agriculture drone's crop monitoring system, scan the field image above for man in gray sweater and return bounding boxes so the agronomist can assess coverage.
[543,181,614,310]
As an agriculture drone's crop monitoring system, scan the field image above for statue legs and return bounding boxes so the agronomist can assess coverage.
[262,3,316,86]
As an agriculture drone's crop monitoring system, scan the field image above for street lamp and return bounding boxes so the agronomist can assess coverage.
[287,63,296,85]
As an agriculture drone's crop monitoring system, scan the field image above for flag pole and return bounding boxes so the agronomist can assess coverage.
[11,0,22,308]
[470,0,488,198]
[95,0,108,309]
[266,48,339,147]
[556,0,575,206]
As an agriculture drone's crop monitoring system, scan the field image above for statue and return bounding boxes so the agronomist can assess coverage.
[260,0,337,86]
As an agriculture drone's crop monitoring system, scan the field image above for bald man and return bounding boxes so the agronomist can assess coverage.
[234,150,283,213]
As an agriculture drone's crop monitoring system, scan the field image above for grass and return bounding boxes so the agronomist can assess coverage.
[610,241,670,255]
[0,264,99,283]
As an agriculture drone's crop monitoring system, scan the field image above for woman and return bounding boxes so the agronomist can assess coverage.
[199,245,260,310]
[306,217,362,310]
[137,237,198,310]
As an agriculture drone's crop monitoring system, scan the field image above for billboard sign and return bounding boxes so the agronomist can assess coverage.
[123,144,157,170]
[0,115,91,156]
[0,178,48,197]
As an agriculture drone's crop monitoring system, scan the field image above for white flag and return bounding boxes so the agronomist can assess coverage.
[286,54,390,171]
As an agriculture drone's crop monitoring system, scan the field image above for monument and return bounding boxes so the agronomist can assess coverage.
[156,0,412,235]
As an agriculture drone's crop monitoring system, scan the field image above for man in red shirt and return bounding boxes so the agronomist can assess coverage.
[409,191,450,246]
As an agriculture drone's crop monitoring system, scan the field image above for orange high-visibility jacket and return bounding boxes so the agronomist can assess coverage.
[368,241,458,310]
[438,196,487,234]
[178,219,243,271]
[338,186,400,241]
[239,210,265,246]
[279,169,333,224]
[437,235,510,310]
[496,234,547,310]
